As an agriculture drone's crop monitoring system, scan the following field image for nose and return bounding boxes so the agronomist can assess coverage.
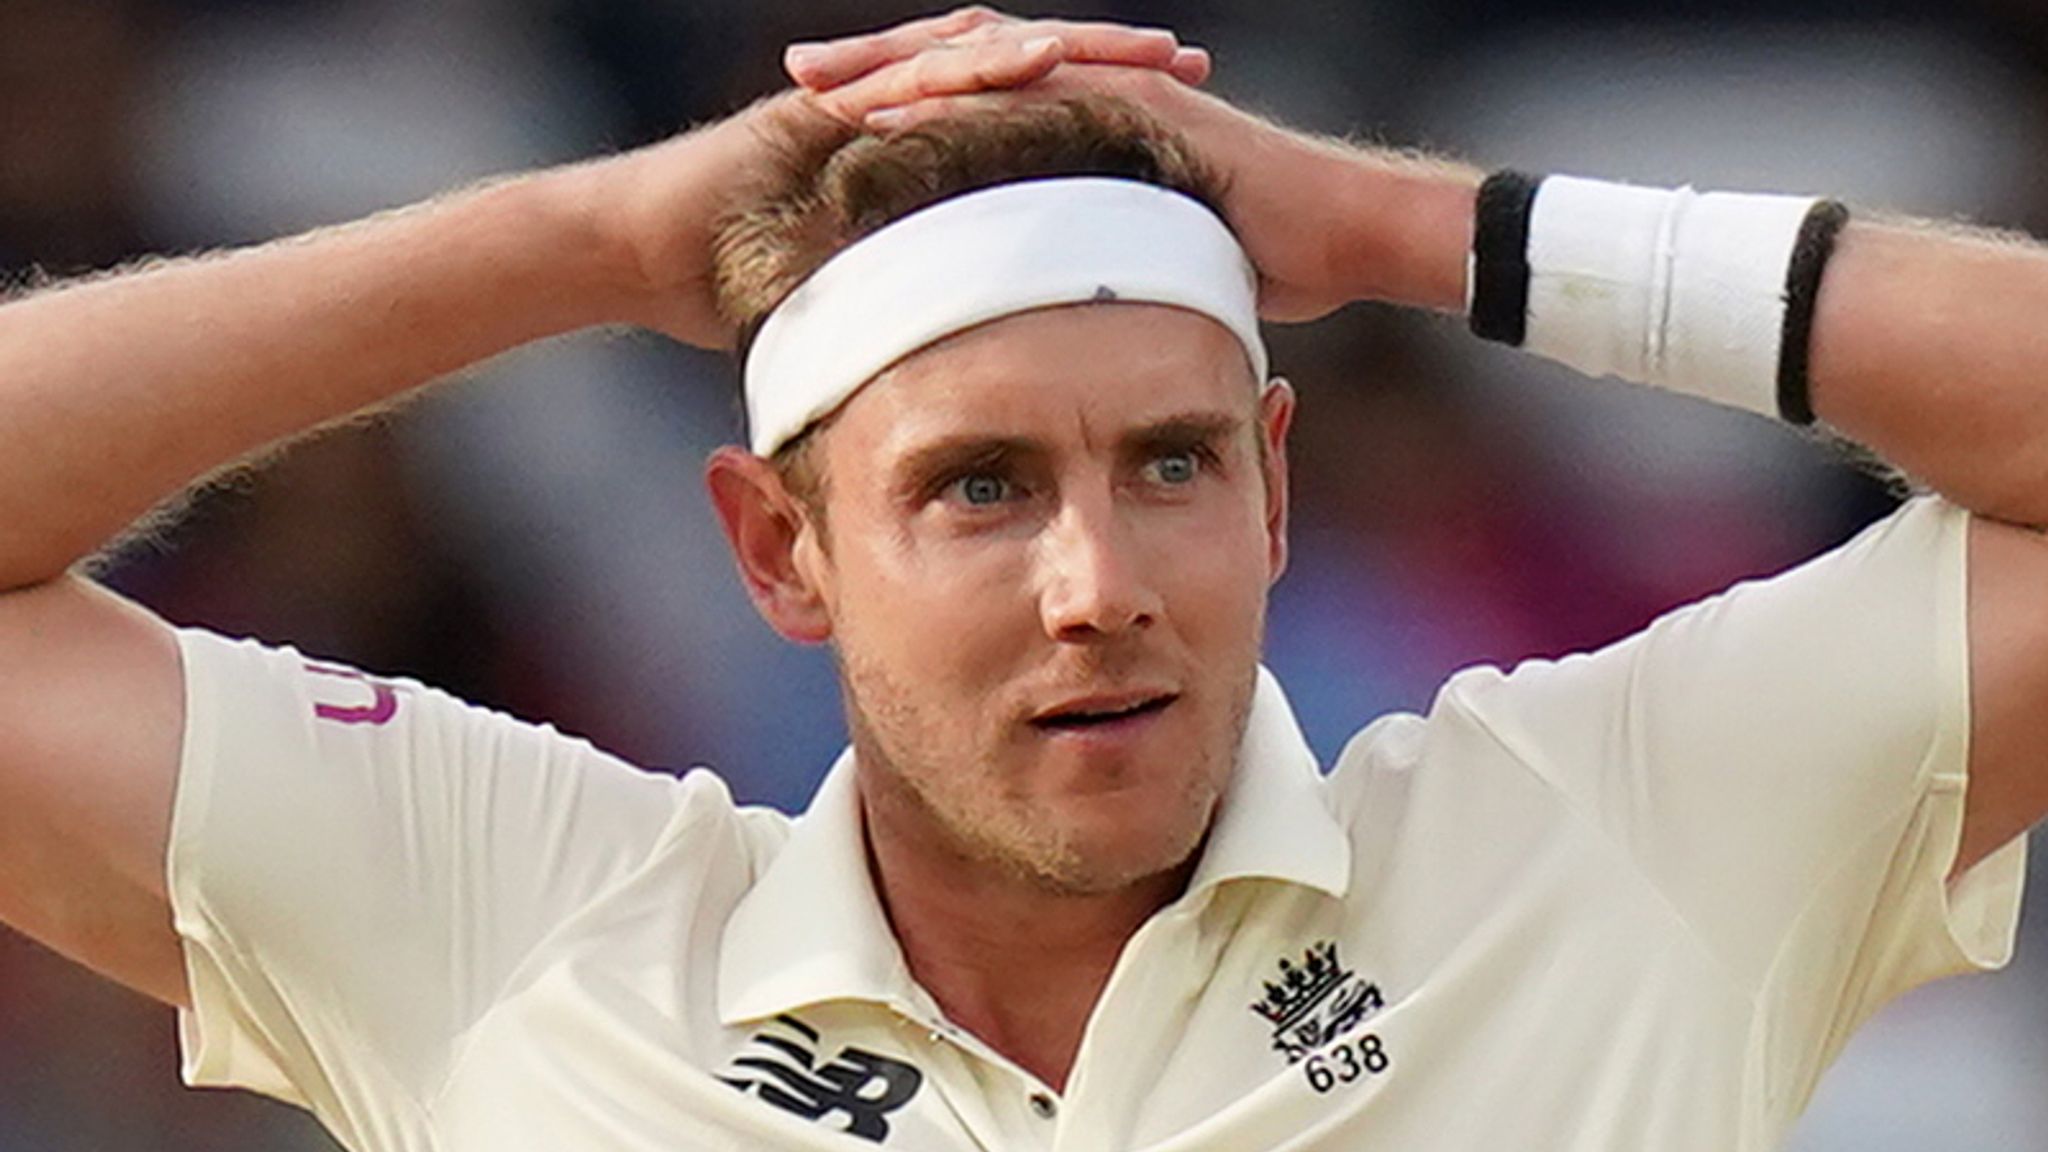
[1036,493,1163,642]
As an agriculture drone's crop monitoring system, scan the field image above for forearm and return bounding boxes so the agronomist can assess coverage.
[1327,154,2048,525]
[0,162,642,590]
[1808,220,2048,526]
[1194,86,1480,320]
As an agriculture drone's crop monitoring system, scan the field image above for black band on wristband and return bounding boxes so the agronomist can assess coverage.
[1468,170,1545,346]
[1776,199,1850,425]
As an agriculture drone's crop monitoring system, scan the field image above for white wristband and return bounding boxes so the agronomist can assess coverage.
[1521,176,1822,419]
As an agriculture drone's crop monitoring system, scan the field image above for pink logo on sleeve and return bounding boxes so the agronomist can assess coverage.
[303,663,403,726]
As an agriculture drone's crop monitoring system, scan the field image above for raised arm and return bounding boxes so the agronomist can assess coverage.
[0,115,748,593]
[1793,224,2048,871]
[0,8,1208,1008]
[0,105,762,1007]
[794,33,2048,874]
[802,40,2048,518]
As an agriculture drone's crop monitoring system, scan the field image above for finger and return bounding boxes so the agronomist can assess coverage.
[863,92,1013,134]
[857,61,1194,131]
[786,7,1004,87]
[786,6,1008,89]
[1005,20,1181,70]
[1168,46,1212,86]
[858,61,1179,131]
[815,36,1065,125]
[795,15,1186,93]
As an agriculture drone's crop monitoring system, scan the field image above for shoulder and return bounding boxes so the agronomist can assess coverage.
[1322,663,1561,817]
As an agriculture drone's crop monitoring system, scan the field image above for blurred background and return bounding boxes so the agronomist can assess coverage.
[3,0,2046,1147]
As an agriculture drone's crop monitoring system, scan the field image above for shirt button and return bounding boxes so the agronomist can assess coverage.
[1029,1092,1058,1120]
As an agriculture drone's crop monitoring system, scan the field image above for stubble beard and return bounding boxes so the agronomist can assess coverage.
[836,646,1260,898]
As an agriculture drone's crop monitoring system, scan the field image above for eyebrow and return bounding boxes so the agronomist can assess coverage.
[887,410,1249,498]
[889,436,1041,501]
[1118,412,1246,459]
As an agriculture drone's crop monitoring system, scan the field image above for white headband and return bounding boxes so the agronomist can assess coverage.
[742,176,1269,456]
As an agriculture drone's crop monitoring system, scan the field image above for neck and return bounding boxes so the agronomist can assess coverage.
[858,774,1193,1092]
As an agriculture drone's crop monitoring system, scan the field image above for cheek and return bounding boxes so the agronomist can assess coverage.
[1143,502,1273,634]
[828,530,1040,682]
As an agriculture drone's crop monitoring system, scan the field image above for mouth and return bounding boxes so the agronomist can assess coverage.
[1029,692,1179,732]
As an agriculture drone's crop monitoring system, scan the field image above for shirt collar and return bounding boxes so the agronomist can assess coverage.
[716,666,1350,1028]
[718,746,917,1027]
[1185,667,1352,899]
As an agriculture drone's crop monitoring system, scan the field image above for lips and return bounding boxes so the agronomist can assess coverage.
[1030,692,1179,730]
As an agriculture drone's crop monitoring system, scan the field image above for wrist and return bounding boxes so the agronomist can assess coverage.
[1466,171,1850,423]
[527,155,686,333]
[578,93,848,346]
[1325,147,1479,313]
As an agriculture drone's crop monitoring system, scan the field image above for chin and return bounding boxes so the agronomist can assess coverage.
[1019,851,1182,898]
[1021,795,1215,896]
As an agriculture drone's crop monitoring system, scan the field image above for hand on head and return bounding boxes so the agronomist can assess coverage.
[597,8,1212,349]
[608,7,1444,351]
[781,6,1212,124]
[781,7,1422,324]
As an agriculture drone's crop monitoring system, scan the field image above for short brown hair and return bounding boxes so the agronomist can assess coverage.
[714,96,1226,347]
[712,97,1227,517]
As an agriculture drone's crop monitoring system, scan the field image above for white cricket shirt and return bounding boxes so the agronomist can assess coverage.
[168,496,2025,1152]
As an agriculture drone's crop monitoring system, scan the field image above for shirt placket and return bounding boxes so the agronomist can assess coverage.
[1053,892,1223,1152]
[888,991,1066,1152]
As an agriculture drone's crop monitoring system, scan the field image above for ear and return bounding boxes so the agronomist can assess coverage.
[705,446,834,645]
[1258,378,1296,584]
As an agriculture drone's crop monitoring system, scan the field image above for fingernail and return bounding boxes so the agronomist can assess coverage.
[1021,35,1062,55]
[867,108,909,130]
[785,42,826,70]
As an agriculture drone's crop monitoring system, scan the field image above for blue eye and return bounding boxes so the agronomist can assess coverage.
[953,473,1011,506]
[1149,451,1200,485]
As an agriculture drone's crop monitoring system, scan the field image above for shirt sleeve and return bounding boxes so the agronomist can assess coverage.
[1440,497,2025,1111]
[167,629,700,1147]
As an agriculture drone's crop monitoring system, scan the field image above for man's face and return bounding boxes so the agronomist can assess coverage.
[803,302,1292,895]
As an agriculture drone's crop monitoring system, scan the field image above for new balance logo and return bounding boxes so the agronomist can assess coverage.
[718,1015,924,1143]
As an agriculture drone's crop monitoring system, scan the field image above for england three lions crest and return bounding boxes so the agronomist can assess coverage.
[1249,940,1384,1063]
